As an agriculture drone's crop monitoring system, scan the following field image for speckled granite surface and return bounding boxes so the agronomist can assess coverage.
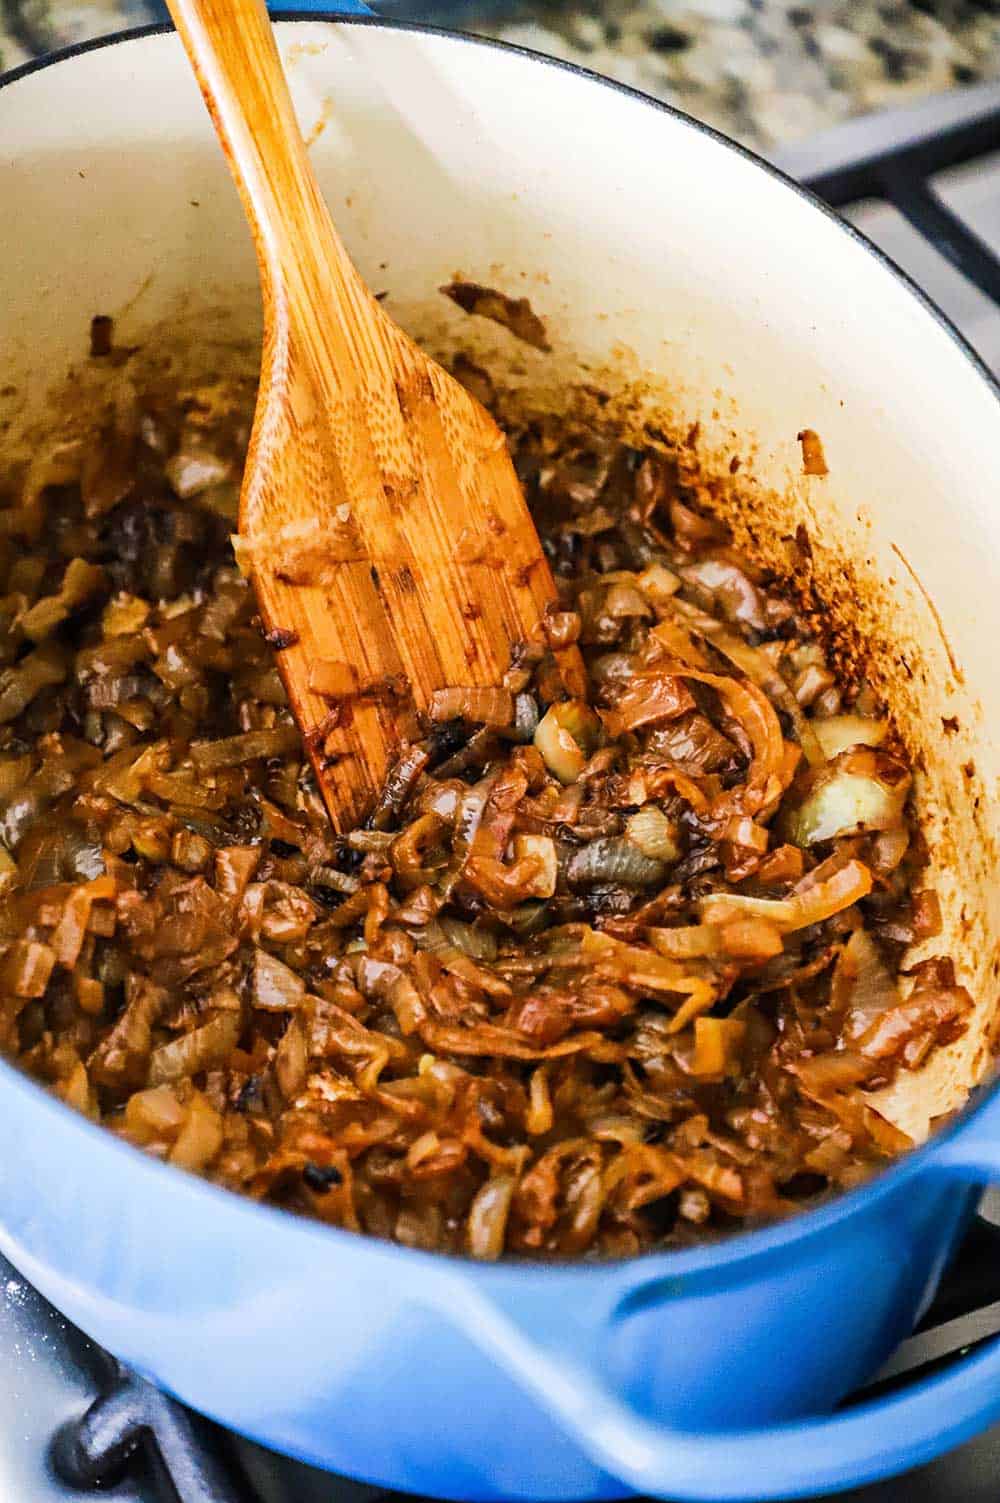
[1,0,998,150]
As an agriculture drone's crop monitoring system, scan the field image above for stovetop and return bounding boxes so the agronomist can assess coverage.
[2,71,1000,1503]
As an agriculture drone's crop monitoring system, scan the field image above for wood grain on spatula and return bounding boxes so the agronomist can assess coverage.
[165,0,582,828]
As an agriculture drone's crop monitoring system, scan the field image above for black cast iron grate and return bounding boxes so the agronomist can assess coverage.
[800,99,1000,307]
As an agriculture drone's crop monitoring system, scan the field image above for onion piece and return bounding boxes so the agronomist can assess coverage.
[625,805,680,864]
[701,858,873,933]
[149,1012,241,1085]
[0,644,67,724]
[191,724,300,771]
[510,693,540,743]
[169,1090,224,1171]
[812,714,888,761]
[649,925,725,960]
[391,813,446,889]
[465,851,555,909]
[649,921,782,961]
[604,582,653,620]
[251,947,306,1011]
[0,939,55,998]
[526,1065,553,1136]
[125,1084,188,1143]
[680,557,767,630]
[637,563,681,605]
[0,755,32,802]
[420,1019,615,1062]
[429,687,514,728]
[690,1017,746,1077]
[675,668,791,815]
[102,592,151,638]
[785,749,910,847]
[436,917,499,961]
[467,1173,517,1260]
[701,624,826,768]
[512,834,558,898]
[567,837,666,889]
[582,929,717,1029]
[50,874,116,968]
[19,558,106,642]
[606,672,694,734]
[834,929,900,1043]
[534,701,600,784]
[274,1014,308,1099]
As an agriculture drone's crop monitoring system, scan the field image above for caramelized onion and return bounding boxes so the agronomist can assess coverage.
[0,358,958,1263]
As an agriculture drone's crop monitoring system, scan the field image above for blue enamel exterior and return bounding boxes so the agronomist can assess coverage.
[4,12,1000,1500]
[2,1050,1000,1501]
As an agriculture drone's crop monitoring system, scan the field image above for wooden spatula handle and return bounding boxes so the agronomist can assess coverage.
[165,0,364,315]
[163,0,579,831]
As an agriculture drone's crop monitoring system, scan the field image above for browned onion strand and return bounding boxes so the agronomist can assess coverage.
[0,360,969,1260]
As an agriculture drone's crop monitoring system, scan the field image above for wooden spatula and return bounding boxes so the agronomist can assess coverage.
[165,0,582,829]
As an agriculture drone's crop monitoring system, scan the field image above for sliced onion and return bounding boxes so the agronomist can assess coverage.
[356,956,426,1034]
[680,557,767,630]
[534,701,600,784]
[526,1065,553,1136]
[607,672,694,734]
[834,929,900,1043]
[676,668,790,815]
[812,714,887,761]
[637,563,681,605]
[251,947,306,1011]
[785,749,910,846]
[690,1017,746,1077]
[124,1084,187,1143]
[701,858,873,933]
[626,805,681,863]
[649,925,725,959]
[19,558,106,642]
[465,851,555,909]
[391,812,446,890]
[0,938,55,997]
[191,724,300,771]
[702,625,825,768]
[512,834,558,898]
[567,837,666,889]
[429,687,514,728]
[604,582,653,620]
[169,1091,224,1171]
[439,774,494,897]
[510,693,540,742]
[582,929,717,1027]
[148,1012,241,1085]
[0,644,67,724]
[437,917,499,961]
[102,592,151,638]
[467,1173,516,1260]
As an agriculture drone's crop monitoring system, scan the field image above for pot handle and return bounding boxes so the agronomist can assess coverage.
[447,1094,1000,1502]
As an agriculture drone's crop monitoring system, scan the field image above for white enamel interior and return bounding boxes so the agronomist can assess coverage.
[1,22,998,1139]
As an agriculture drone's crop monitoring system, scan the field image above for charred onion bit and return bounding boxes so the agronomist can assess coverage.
[0,372,967,1259]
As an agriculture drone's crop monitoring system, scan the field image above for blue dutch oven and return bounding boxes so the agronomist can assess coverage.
[1,6,999,1501]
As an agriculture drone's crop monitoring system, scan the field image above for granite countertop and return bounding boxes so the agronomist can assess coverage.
[1,0,999,151]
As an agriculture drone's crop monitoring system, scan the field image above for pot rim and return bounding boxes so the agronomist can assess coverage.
[1,14,997,1284]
